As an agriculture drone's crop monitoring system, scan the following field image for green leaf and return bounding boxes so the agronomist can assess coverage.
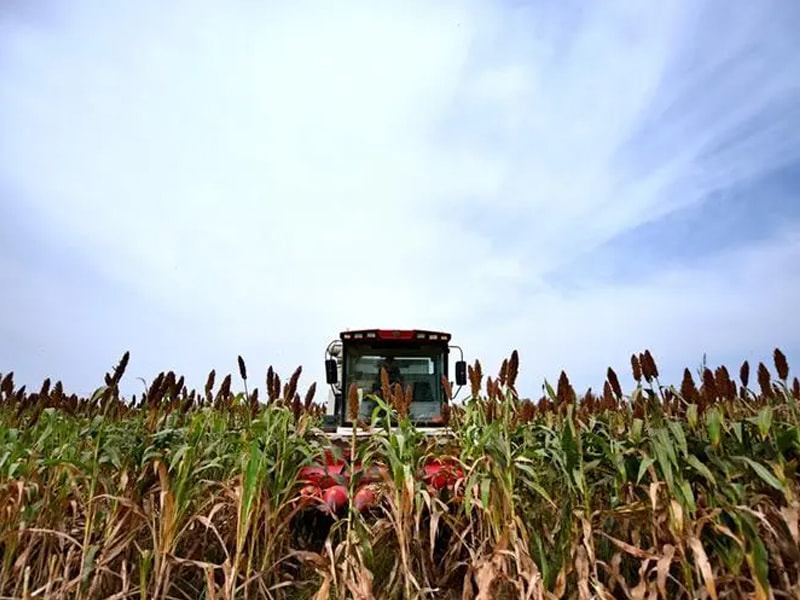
[776,427,800,456]
[544,380,556,402]
[655,428,678,467]
[240,440,262,527]
[740,512,771,594]
[82,544,99,586]
[686,404,699,430]
[583,459,601,473]
[732,422,743,445]
[90,387,108,403]
[679,479,696,513]
[463,471,480,514]
[757,407,773,440]
[631,419,644,443]
[168,444,191,473]
[686,454,716,486]
[651,439,674,492]
[514,460,538,480]
[733,456,784,491]
[750,526,770,593]
[667,421,688,458]
[637,456,656,484]
[572,466,586,497]
[706,408,722,449]
[480,477,491,510]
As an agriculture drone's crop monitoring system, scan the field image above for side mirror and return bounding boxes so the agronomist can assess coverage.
[455,360,467,386]
[325,359,338,384]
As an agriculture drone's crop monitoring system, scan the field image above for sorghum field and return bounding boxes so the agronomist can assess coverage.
[2,349,800,600]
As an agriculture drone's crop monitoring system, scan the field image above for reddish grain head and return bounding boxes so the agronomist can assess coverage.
[348,383,359,421]
[506,350,519,390]
[237,355,247,381]
[757,362,773,398]
[606,367,622,399]
[774,348,789,381]
[631,354,642,383]
[557,371,575,407]
[739,360,750,388]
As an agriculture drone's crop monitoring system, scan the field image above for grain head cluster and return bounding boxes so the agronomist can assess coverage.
[1,348,799,599]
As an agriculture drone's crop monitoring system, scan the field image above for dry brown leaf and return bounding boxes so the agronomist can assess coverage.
[656,544,675,598]
[669,500,684,536]
[287,550,329,569]
[688,536,717,600]
[191,513,230,562]
[405,475,415,512]
[649,482,660,513]
[461,566,474,600]
[121,559,129,596]
[553,566,566,598]
[575,545,591,600]
[596,531,659,560]
[474,553,504,600]
[430,510,441,565]
[313,572,331,600]
[168,554,220,571]
[221,557,234,600]
[608,552,625,595]
[736,505,780,539]
[513,534,544,600]
[205,566,217,600]
[345,554,374,600]
[710,522,744,547]
[582,516,596,566]
[631,559,651,600]
[780,503,799,546]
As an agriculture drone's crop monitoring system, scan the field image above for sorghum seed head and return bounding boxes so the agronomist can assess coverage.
[631,354,642,383]
[607,368,622,398]
[499,358,508,386]
[643,350,659,380]
[758,362,773,398]
[774,348,789,381]
[304,382,316,409]
[702,368,717,401]
[348,383,359,421]
[714,366,733,399]
[507,350,519,389]
[740,361,750,388]
[557,371,575,406]
[286,366,302,401]
[441,375,452,400]
[381,367,391,400]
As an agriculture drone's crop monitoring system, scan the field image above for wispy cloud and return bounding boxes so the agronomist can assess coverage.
[1,0,799,399]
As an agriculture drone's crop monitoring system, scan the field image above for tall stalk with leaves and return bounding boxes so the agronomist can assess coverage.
[3,347,800,598]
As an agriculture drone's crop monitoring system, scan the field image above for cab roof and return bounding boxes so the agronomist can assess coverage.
[339,329,451,342]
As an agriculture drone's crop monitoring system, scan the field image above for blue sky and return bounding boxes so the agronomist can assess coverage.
[1,0,799,402]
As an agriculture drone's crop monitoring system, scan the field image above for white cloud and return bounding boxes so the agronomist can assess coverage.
[1,0,799,400]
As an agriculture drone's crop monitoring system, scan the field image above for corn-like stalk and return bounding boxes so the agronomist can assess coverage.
[2,349,800,598]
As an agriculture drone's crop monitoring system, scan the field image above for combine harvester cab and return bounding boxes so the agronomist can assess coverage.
[298,329,468,514]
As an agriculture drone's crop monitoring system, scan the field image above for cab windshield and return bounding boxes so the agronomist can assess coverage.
[344,343,445,423]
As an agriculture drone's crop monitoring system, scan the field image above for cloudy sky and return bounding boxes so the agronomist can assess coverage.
[2,0,799,403]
